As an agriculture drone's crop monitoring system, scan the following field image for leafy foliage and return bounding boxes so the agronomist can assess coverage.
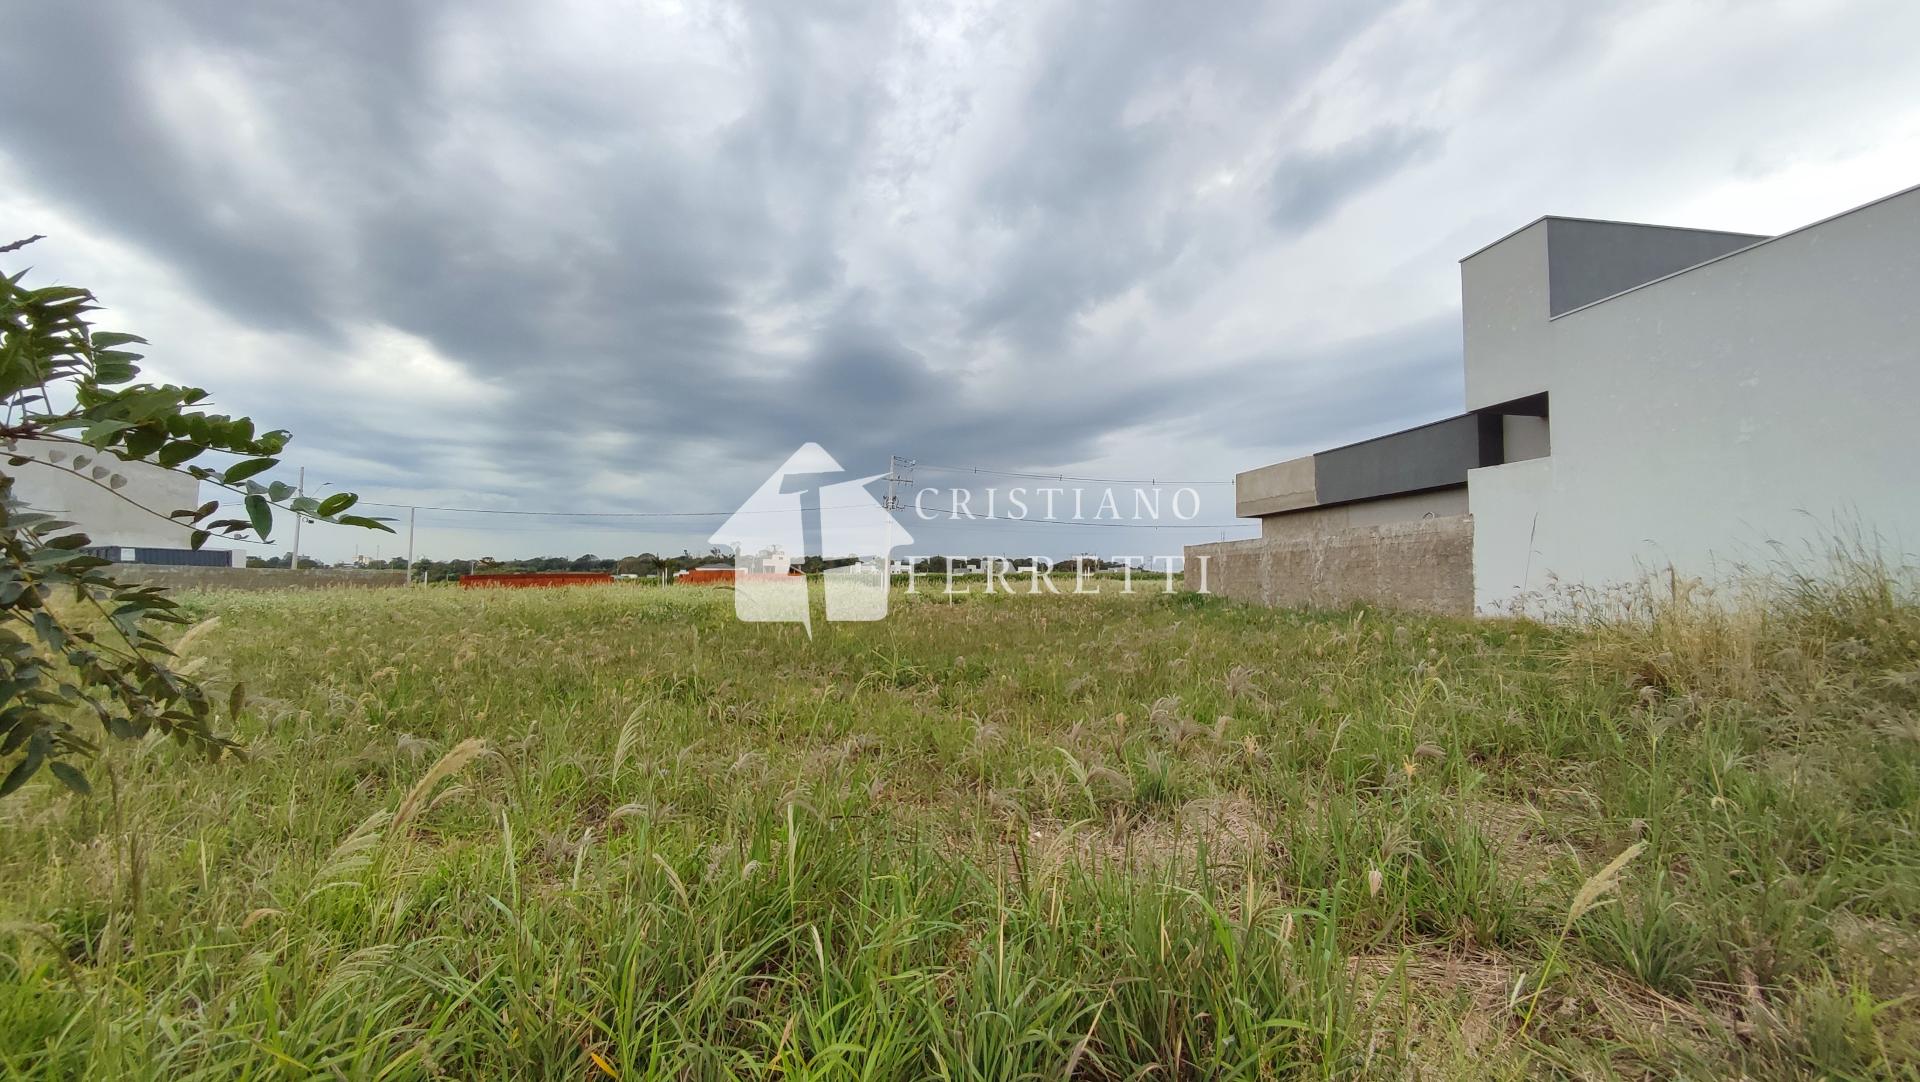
[1,238,390,796]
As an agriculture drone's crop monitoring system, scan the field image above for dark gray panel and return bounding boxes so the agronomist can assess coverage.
[129,547,237,567]
[1547,219,1766,316]
[1313,414,1492,506]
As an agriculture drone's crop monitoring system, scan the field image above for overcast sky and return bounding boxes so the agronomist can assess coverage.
[4,0,1917,563]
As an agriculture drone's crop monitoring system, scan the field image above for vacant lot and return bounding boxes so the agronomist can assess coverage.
[3,577,1917,1079]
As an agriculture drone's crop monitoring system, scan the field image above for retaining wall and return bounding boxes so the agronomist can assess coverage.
[112,567,408,591]
[1184,515,1473,615]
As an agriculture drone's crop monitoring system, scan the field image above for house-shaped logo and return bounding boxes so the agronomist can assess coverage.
[710,443,911,630]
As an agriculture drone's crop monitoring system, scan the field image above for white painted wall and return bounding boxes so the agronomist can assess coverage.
[1467,458,1551,612]
[1460,221,1552,411]
[1471,187,1920,613]
[5,439,235,561]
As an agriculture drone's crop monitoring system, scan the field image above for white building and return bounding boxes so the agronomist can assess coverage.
[4,439,240,566]
[1188,183,1920,615]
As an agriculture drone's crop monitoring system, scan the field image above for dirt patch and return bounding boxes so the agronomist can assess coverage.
[1016,794,1279,886]
[1349,943,1734,1070]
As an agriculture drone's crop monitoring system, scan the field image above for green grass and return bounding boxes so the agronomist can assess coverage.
[2,575,1917,1079]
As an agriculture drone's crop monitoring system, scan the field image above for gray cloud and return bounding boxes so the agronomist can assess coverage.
[1194,316,1464,455]
[3,0,1915,559]
[1267,127,1444,235]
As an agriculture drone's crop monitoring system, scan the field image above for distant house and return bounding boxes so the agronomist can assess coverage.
[1187,184,1920,615]
[4,438,239,567]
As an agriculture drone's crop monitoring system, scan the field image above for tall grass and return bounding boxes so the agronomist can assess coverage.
[0,567,1914,1078]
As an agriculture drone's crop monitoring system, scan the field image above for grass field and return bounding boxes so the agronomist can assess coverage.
[2,573,1917,1079]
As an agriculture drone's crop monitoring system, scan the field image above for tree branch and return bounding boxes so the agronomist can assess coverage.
[2,452,271,547]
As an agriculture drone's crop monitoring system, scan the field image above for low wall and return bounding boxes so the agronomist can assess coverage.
[112,566,408,592]
[460,572,614,588]
[1184,514,1473,615]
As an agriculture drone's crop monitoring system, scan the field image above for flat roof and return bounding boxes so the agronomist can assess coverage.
[1548,181,1920,320]
[1311,411,1470,457]
[1457,214,1768,264]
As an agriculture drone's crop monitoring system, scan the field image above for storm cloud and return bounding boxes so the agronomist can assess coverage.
[3,0,1917,559]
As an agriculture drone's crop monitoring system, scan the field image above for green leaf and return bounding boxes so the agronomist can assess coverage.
[31,612,69,652]
[81,419,134,446]
[318,492,358,517]
[334,515,396,533]
[222,457,277,484]
[94,356,139,385]
[48,760,90,796]
[190,529,210,551]
[243,494,272,540]
[266,481,295,503]
[122,426,166,458]
[0,730,48,797]
[107,717,148,740]
[157,441,205,467]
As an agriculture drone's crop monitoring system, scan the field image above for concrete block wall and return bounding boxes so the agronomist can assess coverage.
[1185,514,1473,616]
[113,567,408,591]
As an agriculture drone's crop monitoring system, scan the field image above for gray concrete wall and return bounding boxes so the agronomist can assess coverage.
[1313,414,1492,506]
[1545,219,1765,315]
[1235,416,1485,524]
[1235,456,1316,517]
[1260,486,1466,539]
[113,566,408,591]
[1187,514,1472,615]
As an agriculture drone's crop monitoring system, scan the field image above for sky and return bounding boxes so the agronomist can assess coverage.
[3,0,1918,564]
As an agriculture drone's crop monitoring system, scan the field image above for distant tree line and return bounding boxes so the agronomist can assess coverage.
[270,549,731,582]
[248,550,1131,581]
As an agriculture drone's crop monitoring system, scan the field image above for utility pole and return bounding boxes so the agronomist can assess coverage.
[405,506,416,585]
[289,466,304,571]
[882,456,915,511]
